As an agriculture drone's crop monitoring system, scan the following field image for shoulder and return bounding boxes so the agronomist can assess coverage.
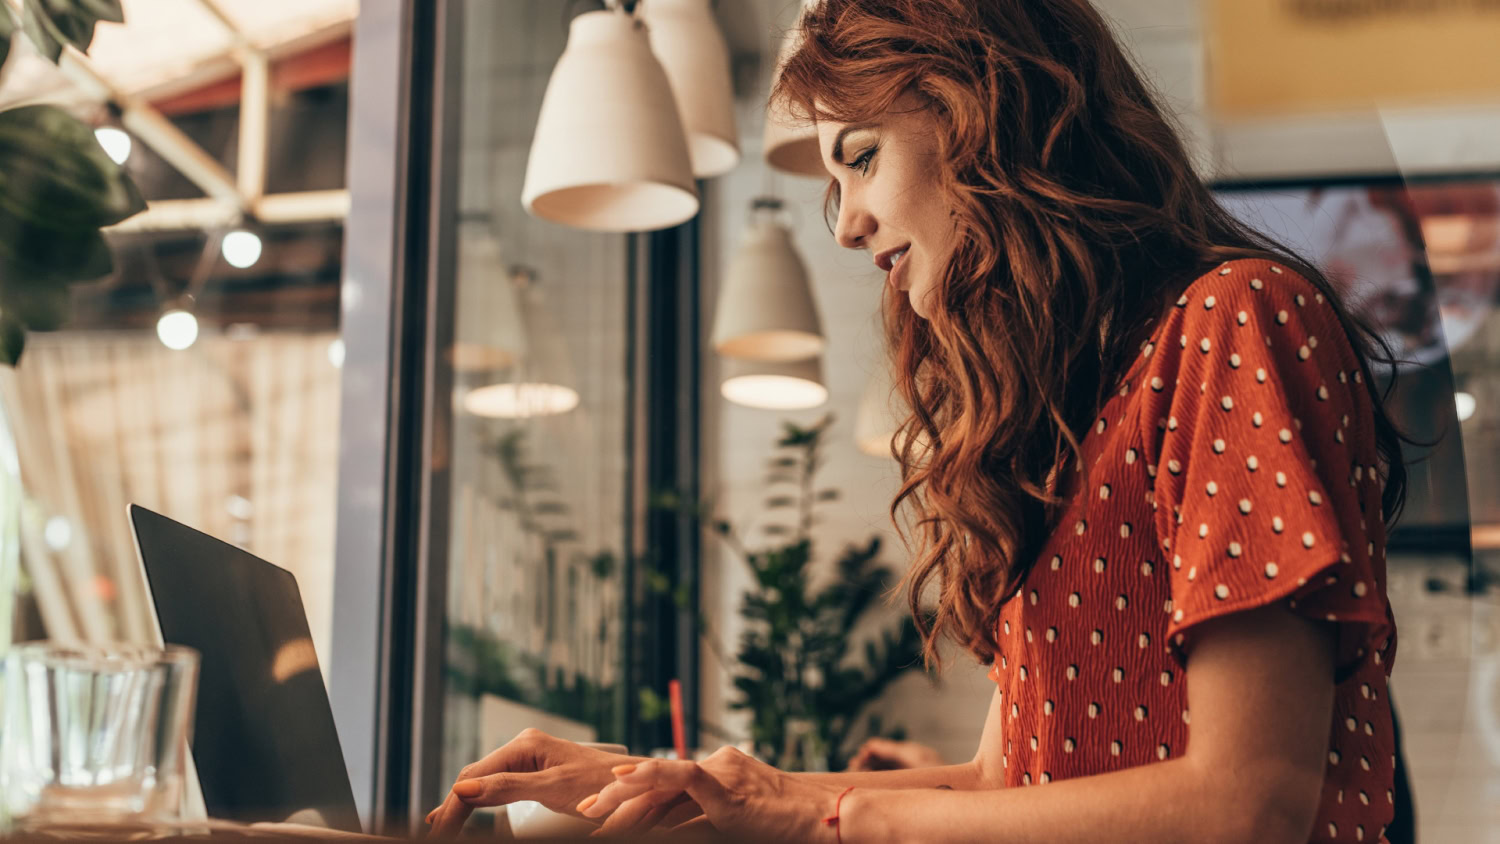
[1174,258,1326,319]
[1150,257,1356,363]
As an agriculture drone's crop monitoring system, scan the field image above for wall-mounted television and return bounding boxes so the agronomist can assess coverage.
[1214,175,1500,545]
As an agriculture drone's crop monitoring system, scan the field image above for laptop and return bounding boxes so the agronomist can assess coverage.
[128,504,362,833]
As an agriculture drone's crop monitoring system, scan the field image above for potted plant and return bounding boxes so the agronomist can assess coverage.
[650,415,929,771]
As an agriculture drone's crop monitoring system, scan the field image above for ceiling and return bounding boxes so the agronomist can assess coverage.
[0,0,357,108]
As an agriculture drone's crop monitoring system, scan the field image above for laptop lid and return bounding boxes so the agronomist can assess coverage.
[128,504,361,833]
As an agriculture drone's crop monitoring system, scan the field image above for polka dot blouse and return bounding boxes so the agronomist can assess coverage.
[988,259,1397,842]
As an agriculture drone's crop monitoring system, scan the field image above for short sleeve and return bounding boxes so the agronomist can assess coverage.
[1138,260,1393,670]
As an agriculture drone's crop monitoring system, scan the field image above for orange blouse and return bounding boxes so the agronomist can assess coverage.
[988,258,1397,842]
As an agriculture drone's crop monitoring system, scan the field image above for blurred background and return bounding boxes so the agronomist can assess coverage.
[0,0,1496,839]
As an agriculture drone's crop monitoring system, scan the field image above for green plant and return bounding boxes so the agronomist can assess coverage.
[653,415,928,771]
[442,429,624,742]
[0,1,145,364]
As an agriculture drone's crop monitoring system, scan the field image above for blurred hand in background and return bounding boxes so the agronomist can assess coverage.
[844,738,944,772]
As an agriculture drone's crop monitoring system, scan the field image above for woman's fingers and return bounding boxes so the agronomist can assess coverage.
[578,767,664,819]
[590,792,669,837]
[429,735,547,836]
[427,792,473,838]
[583,759,730,826]
[665,815,719,843]
[452,768,557,807]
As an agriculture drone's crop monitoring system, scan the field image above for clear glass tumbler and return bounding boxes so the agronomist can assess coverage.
[0,642,199,832]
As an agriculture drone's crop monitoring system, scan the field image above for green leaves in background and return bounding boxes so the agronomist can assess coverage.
[0,316,23,364]
[20,0,122,63]
[649,415,927,771]
[0,1,141,365]
[0,4,16,70]
[0,106,148,230]
[0,105,145,362]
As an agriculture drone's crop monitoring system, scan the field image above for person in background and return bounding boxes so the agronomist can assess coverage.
[428,2,1411,841]
[845,738,945,773]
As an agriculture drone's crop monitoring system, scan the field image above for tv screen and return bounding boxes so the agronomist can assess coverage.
[1214,177,1500,535]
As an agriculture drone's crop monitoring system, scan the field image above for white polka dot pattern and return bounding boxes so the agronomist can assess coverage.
[984,260,1395,837]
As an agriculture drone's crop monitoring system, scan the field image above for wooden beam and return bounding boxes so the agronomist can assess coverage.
[149,38,352,116]
[106,190,350,233]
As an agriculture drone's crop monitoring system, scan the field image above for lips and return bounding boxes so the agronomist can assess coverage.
[888,249,910,291]
[874,244,910,272]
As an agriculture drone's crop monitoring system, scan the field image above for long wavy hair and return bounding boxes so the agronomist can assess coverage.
[772,0,1410,667]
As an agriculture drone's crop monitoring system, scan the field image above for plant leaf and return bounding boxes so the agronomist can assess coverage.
[21,0,107,61]
[20,0,70,61]
[0,314,24,365]
[0,5,16,72]
[75,0,124,24]
[0,281,70,331]
[0,105,147,230]
[0,222,113,287]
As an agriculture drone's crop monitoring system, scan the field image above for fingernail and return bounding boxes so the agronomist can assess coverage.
[452,780,482,798]
[610,764,637,777]
[577,794,599,813]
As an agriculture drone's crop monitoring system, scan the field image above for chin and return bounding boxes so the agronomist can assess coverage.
[907,282,934,320]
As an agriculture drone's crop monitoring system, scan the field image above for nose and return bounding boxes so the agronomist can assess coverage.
[834,191,876,251]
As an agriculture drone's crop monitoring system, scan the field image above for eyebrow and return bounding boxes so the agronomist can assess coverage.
[831,123,877,164]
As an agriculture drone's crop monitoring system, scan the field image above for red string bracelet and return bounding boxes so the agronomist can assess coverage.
[821,786,856,844]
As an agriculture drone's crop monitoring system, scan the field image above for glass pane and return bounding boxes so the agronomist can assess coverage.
[0,75,348,676]
[1218,177,1500,840]
[438,0,631,792]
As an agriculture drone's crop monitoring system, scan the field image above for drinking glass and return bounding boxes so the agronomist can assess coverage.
[0,642,199,832]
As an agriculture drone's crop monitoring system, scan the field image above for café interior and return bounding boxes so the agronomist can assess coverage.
[0,0,1497,840]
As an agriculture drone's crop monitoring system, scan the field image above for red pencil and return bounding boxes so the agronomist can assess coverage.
[668,679,688,762]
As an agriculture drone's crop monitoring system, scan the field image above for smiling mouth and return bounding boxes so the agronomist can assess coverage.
[875,245,910,272]
[888,248,910,291]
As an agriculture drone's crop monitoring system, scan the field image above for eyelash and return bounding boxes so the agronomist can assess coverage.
[846,145,878,174]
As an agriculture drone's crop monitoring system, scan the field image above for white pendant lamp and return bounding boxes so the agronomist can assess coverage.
[721,356,828,410]
[522,8,699,232]
[462,268,581,419]
[763,5,827,179]
[450,220,523,373]
[640,0,740,178]
[854,365,902,458]
[711,197,825,361]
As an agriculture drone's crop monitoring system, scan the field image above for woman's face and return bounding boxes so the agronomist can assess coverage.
[817,96,957,319]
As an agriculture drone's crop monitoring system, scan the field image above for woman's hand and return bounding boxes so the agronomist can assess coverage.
[425,728,654,837]
[579,746,845,840]
[845,738,944,772]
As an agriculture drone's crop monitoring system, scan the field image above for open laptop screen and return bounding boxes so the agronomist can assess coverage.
[130,505,361,832]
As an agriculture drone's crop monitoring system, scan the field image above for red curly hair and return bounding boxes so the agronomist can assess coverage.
[771,0,1408,667]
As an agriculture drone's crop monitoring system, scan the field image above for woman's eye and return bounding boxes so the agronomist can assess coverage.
[846,146,877,174]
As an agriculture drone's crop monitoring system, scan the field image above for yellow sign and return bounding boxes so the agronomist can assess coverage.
[1209,0,1500,118]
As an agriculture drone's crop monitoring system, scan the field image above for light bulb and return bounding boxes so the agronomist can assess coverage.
[720,373,828,410]
[462,383,581,418]
[43,516,72,551]
[1455,391,1477,422]
[225,494,254,521]
[157,309,199,351]
[94,127,132,165]
[222,230,263,269]
[327,338,346,369]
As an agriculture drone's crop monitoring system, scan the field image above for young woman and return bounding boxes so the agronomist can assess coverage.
[428,1,1406,841]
